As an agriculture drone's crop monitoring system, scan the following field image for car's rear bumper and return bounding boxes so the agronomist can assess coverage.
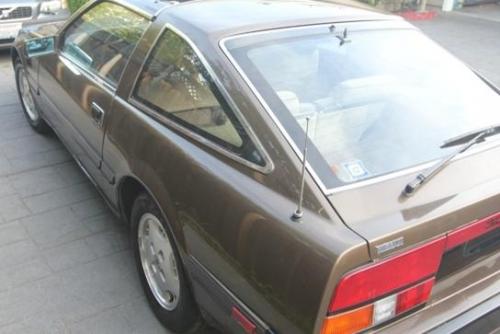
[432,295,499,334]
[375,267,499,334]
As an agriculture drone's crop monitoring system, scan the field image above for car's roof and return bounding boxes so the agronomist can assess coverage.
[116,0,166,16]
[149,0,396,37]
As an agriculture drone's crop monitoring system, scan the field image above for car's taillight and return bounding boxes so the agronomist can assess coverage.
[321,237,446,334]
[446,212,500,250]
[321,212,499,334]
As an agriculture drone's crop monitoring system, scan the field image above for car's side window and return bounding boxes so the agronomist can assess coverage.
[133,29,266,167]
[61,2,149,86]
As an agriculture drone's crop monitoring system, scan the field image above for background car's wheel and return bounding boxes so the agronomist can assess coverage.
[14,59,50,133]
[131,192,203,333]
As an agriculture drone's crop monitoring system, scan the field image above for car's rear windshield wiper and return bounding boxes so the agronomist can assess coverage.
[403,124,500,197]
[440,124,500,148]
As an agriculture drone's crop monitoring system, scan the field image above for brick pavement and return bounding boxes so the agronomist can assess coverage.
[414,4,500,87]
[0,51,168,334]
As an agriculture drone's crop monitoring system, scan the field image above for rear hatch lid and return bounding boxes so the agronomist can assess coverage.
[328,142,500,305]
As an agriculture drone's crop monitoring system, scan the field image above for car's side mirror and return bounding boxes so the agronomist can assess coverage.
[25,36,56,58]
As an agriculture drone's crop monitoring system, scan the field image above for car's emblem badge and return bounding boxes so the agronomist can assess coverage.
[376,237,405,255]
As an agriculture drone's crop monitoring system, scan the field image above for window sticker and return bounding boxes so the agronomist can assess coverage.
[341,160,370,181]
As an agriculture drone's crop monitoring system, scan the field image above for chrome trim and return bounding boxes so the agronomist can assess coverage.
[91,101,106,128]
[220,27,332,193]
[59,55,81,76]
[219,24,500,195]
[58,53,116,94]
[125,97,272,174]
[330,139,500,193]
[127,23,274,174]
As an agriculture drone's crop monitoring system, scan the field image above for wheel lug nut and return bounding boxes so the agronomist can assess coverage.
[165,290,174,302]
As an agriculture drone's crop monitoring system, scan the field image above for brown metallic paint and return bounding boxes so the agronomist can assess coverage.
[13,1,499,333]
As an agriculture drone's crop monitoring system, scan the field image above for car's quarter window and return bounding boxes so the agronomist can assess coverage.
[61,2,149,86]
[133,29,266,167]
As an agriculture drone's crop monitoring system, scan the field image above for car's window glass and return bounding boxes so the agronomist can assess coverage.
[226,26,500,186]
[134,30,265,167]
[61,2,148,86]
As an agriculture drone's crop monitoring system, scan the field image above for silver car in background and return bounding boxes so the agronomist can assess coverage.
[0,0,69,49]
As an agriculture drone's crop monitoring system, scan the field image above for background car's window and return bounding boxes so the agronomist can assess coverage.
[61,2,148,86]
[134,30,265,167]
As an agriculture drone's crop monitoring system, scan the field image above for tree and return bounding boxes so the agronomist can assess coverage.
[68,0,89,13]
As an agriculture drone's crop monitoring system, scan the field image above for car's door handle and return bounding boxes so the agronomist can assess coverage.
[91,102,105,128]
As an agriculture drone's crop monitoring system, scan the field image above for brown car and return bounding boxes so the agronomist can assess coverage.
[11,0,499,333]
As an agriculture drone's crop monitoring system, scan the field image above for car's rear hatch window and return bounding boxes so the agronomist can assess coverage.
[223,21,500,190]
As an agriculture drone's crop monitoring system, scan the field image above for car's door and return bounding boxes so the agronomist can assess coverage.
[37,1,149,183]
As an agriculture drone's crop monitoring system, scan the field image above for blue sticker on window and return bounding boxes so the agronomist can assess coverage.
[341,160,370,180]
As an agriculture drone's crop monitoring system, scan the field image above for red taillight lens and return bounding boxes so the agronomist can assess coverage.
[231,307,256,334]
[321,279,435,334]
[322,238,444,334]
[446,212,500,251]
[323,212,500,334]
[396,277,434,314]
[329,236,446,313]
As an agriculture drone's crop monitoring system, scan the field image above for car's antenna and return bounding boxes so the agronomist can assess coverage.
[292,117,311,221]
[329,25,351,46]
[336,28,351,46]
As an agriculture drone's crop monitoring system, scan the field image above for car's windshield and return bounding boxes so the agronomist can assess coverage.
[225,24,500,187]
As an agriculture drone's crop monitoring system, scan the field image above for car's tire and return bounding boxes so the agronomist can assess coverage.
[14,58,50,134]
[131,192,203,333]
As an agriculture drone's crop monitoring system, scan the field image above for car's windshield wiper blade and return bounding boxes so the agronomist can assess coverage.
[403,125,500,197]
[441,124,500,148]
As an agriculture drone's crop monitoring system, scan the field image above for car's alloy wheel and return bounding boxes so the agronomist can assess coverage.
[14,59,49,133]
[131,193,203,333]
[18,67,39,122]
[138,212,180,311]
